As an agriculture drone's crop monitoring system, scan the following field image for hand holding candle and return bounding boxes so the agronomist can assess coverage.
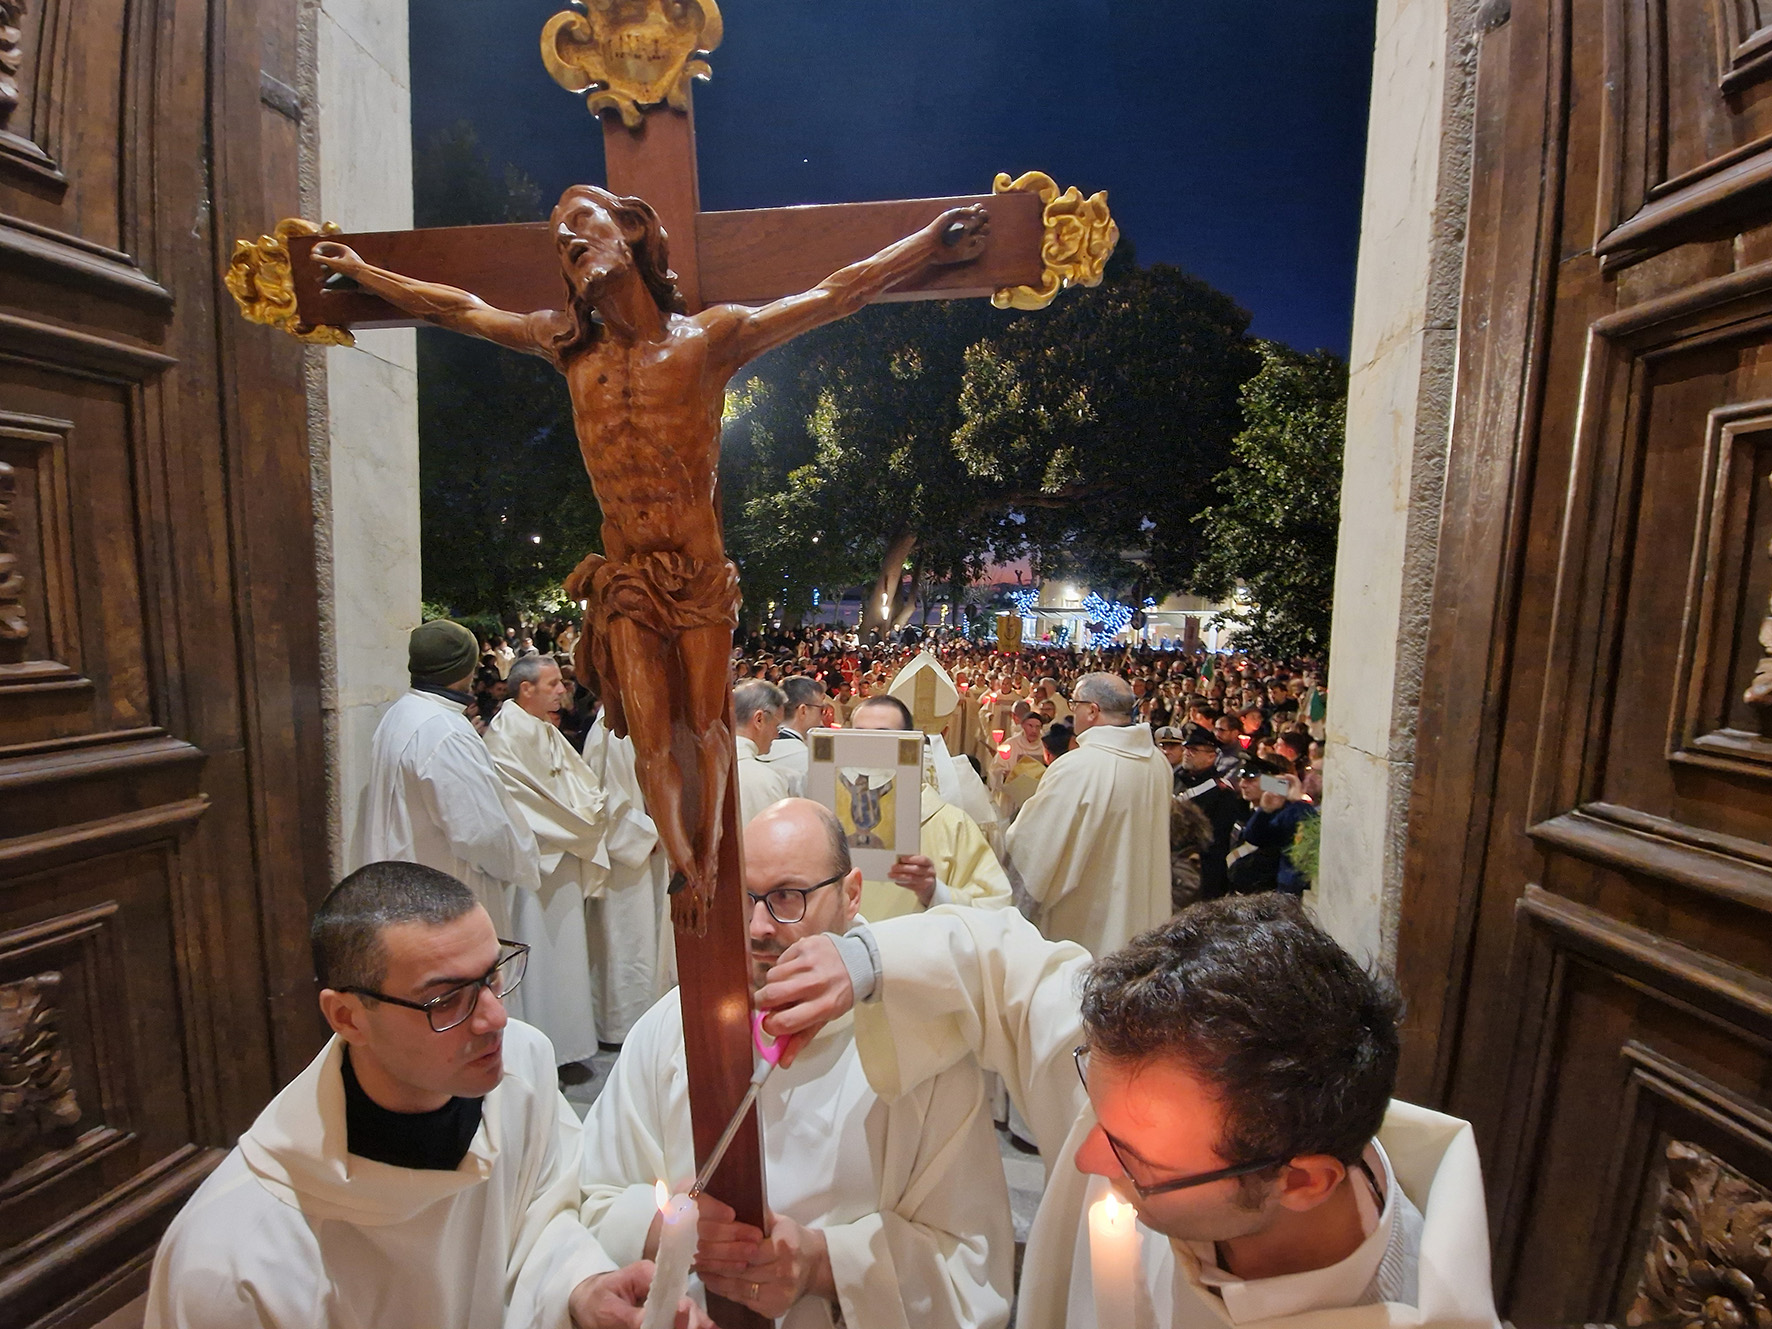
[640,1182,697,1329]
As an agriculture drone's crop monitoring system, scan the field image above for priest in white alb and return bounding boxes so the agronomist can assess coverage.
[356,619,539,955]
[579,799,1013,1329]
[581,711,676,1045]
[734,679,794,825]
[755,896,1502,1329]
[1006,671,1172,956]
[485,654,606,1068]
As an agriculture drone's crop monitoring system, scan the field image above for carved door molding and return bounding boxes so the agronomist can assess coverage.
[0,0,328,1324]
[1400,0,1772,1319]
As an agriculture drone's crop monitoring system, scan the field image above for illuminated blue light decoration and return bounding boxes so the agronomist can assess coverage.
[1082,592,1134,648]
[1008,588,1039,619]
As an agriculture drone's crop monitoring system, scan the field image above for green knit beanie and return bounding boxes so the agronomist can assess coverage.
[409,619,478,689]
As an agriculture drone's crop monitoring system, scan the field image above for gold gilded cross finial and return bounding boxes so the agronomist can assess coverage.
[541,0,724,130]
[991,171,1120,311]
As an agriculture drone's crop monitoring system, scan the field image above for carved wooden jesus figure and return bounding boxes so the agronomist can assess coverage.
[313,187,989,931]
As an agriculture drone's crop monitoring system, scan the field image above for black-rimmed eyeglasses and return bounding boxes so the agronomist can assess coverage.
[1073,1046,1285,1198]
[339,941,530,1032]
[747,872,845,924]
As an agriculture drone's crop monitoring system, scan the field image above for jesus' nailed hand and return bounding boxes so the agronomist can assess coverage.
[313,190,989,935]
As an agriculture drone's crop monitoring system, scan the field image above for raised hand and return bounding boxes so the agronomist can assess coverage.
[752,933,854,1067]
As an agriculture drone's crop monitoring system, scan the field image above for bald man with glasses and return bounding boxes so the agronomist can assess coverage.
[146,860,710,1329]
[578,799,1014,1329]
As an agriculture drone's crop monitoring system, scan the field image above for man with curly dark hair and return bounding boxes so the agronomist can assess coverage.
[754,894,1501,1328]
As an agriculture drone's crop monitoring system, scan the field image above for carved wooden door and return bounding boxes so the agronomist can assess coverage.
[0,0,327,1324]
[1399,1,1772,1322]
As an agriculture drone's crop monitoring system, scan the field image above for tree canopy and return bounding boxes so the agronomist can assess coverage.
[412,125,597,620]
[720,248,1260,632]
[1189,341,1347,658]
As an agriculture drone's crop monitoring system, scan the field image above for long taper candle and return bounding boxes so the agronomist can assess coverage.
[640,1181,697,1329]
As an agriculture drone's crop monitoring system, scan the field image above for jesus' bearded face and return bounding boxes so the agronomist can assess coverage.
[552,192,634,300]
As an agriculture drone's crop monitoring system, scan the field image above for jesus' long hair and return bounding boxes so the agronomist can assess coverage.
[549,185,687,363]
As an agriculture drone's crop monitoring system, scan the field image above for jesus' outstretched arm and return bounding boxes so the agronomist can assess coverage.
[310,242,568,360]
[706,204,991,373]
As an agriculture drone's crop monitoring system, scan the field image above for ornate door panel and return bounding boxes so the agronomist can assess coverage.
[1401,0,1772,1321]
[0,0,327,1325]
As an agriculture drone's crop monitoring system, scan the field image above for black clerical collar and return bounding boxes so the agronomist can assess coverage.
[412,683,475,706]
[340,1049,483,1171]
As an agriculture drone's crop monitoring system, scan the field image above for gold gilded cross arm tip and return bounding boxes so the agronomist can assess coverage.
[224,219,356,346]
[991,171,1121,311]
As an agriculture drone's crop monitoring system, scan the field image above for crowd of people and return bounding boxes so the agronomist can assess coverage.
[142,613,1498,1329]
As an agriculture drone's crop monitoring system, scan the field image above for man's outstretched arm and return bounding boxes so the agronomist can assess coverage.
[312,242,568,361]
[755,905,1092,1162]
[706,205,991,372]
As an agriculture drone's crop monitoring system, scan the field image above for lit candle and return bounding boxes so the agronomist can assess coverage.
[1088,1190,1139,1328]
[640,1181,697,1329]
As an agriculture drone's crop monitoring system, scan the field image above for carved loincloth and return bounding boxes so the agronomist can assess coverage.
[566,547,740,739]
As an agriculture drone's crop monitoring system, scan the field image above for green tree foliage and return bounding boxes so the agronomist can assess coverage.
[1190,342,1347,658]
[411,125,600,619]
[722,297,1015,631]
[722,249,1259,632]
[952,256,1259,593]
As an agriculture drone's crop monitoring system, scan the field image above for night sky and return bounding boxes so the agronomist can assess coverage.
[409,1,1377,355]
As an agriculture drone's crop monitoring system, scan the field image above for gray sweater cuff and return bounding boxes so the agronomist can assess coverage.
[836,924,881,1003]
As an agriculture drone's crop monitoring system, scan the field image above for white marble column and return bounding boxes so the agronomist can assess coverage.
[305,0,420,876]
[1317,0,1479,963]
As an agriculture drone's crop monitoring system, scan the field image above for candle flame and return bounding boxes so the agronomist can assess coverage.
[655,1179,669,1211]
[1103,1191,1128,1221]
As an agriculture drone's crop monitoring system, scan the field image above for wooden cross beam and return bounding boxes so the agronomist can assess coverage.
[282,103,1050,330]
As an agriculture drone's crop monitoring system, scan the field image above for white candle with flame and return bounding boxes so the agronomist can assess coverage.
[640,1181,696,1329]
[1088,1190,1139,1328]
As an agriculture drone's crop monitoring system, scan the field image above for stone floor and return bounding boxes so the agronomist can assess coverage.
[561,1053,1048,1244]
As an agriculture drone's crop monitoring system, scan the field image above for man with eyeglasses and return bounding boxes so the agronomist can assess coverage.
[752,896,1500,1329]
[579,798,1013,1329]
[146,860,710,1329]
[759,674,830,797]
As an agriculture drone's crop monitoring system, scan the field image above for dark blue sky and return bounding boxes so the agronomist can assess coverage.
[410,1,1376,354]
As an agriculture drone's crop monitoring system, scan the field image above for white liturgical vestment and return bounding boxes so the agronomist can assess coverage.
[737,735,794,826]
[145,1021,614,1329]
[580,715,675,1044]
[1005,721,1172,956]
[356,689,539,937]
[762,727,811,796]
[485,701,608,1065]
[580,989,1013,1329]
[851,907,1502,1329]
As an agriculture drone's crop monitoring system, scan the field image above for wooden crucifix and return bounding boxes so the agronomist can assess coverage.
[225,7,1114,1327]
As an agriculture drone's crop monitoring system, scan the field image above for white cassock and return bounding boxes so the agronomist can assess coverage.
[1005,722,1171,956]
[580,989,1013,1329]
[859,785,1012,923]
[356,690,539,959]
[145,1021,613,1329]
[485,702,607,1066]
[580,715,675,1044]
[852,907,1503,1329]
[737,735,794,825]
[761,727,810,796]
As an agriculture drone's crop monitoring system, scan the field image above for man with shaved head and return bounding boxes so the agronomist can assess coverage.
[1005,670,1173,955]
[579,799,1013,1328]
